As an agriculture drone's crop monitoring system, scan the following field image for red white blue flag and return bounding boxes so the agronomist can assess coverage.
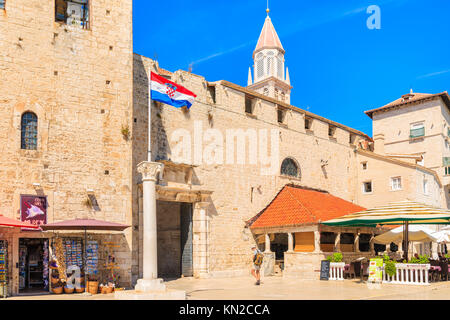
[150,72,197,109]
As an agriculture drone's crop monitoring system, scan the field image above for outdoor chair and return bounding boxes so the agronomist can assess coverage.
[353,261,361,278]
[344,263,356,279]
[361,262,370,279]
[439,260,448,281]
[429,260,441,282]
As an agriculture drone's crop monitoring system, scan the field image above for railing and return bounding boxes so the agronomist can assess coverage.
[329,262,345,281]
[382,263,430,285]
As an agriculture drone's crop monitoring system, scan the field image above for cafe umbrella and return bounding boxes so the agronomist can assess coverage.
[322,201,450,260]
[41,219,130,292]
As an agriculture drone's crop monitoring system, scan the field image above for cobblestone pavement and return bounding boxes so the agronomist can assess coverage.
[6,276,450,300]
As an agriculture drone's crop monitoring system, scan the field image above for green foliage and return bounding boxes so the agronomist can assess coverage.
[333,252,343,263]
[385,260,397,277]
[326,252,343,263]
[409,255,429,264]
[383,254,390,263]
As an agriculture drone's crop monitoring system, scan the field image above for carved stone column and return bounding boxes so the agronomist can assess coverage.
[265,234,271,253]
[194,202,209,277]
[135,161,165,293]
[287,233,294,252]
[370,233,375,255]
[314,231,321,253]
[334,232,341,252]
[354,233,360,253]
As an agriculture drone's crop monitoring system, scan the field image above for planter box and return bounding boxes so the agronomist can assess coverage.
[383,263,430,285]
[329,262,345,280]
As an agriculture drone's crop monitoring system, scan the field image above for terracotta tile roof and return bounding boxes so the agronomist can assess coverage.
[365,91,450,119]
[254,16,284,54]
[248,185,366,230]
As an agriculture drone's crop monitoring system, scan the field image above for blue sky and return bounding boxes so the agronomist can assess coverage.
[134,0,450,135]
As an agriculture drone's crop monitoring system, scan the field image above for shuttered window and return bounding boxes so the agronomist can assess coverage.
[410,122,425,138]
[294,232,315,252]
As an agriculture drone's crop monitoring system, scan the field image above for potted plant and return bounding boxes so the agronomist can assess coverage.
[326,252,345,277]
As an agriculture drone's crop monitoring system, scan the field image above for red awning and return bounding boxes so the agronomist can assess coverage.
[41,218,129,231]
[0,215,40,229]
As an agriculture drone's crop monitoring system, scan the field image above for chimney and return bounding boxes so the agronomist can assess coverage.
[373,133,385,154]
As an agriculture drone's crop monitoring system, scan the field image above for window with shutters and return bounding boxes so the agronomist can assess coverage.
[390,177,402,191]
[410,121,425,139]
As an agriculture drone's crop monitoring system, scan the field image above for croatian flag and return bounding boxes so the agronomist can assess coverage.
[150,72,197,109]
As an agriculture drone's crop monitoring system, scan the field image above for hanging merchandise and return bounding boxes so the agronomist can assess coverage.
[85,240,98,276]
[52,238,67,283]
[0,241,8,298]
[18,245,27,290]
[64,239,83,270]
[42,240,49,290]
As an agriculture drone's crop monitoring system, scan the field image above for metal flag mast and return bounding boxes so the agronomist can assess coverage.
[148,70,152,162]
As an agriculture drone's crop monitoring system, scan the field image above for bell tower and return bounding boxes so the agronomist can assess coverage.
[247,7,292,104]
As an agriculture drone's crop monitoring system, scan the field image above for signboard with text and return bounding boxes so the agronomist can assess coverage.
[20,195,47,231]
[368,258,383,283]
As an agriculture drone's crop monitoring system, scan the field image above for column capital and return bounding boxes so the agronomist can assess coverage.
[137,161,164,182]
[194,202,210,210]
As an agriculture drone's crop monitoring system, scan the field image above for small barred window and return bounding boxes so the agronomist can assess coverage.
[21,112,38,150]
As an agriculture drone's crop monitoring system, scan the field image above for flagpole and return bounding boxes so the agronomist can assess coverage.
[148,71,152,162]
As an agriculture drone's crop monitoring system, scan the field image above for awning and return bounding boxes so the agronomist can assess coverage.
[41,219,129,231]
[374,225,438,244]
[0,215,39,229]
[322,201,450,227]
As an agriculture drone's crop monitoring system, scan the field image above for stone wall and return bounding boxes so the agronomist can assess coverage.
[0,0,134,291]
[132,55,372,278]
[283,252,376,280]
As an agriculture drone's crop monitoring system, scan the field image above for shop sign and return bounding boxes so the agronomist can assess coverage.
[368,258,383,283]
[20,195,47,230]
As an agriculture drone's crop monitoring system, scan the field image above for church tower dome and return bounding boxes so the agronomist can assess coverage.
[247,7,292,104]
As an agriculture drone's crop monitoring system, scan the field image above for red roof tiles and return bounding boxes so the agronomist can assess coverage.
[248,185,366,229]
[365,91,450,119]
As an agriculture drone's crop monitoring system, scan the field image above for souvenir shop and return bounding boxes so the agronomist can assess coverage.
[0,240,8,298]
[18,238,49,294]
[48,236,100,294]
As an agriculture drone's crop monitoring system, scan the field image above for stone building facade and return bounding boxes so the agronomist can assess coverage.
[0,0,134,295]
[0,1,449,295]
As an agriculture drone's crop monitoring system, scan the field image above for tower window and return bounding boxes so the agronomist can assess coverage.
[266,56,273,75]
[55,0,90,29]
[0,0,4,9]
[256,56,264,79]
[277,55,283,79]
[21,112,38,150]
